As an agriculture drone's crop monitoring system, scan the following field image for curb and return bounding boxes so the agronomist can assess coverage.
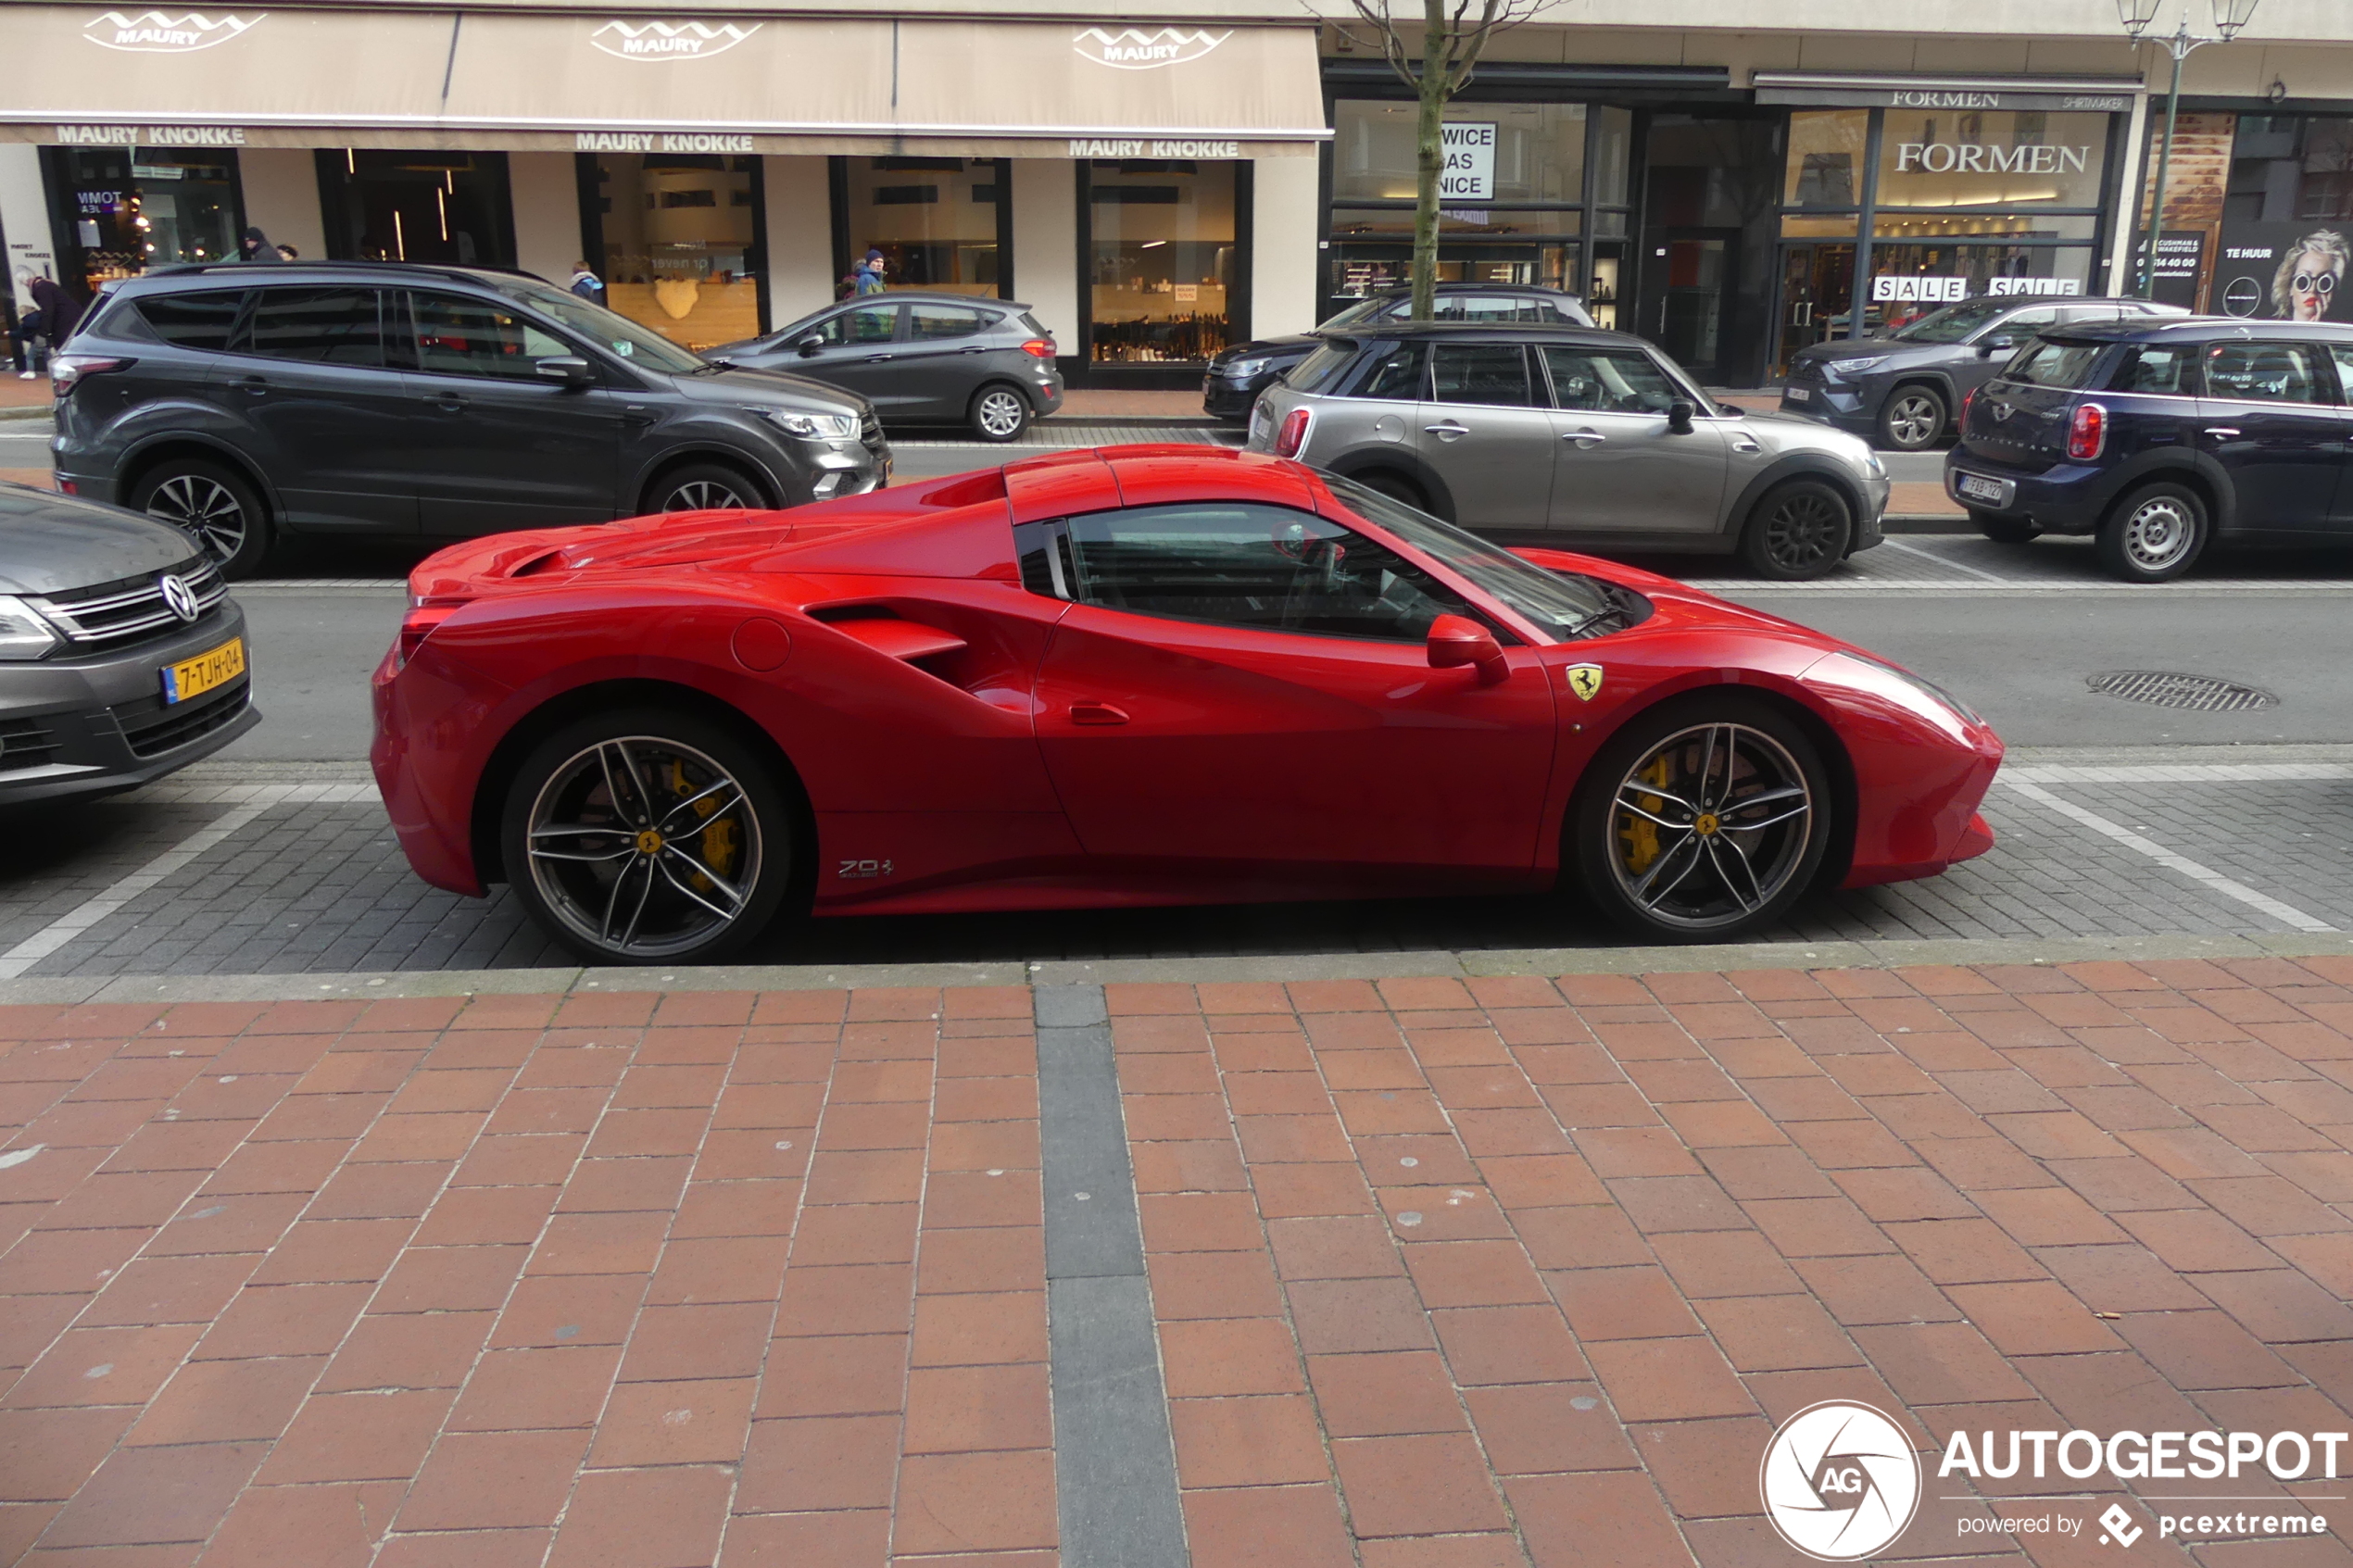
[0,404,53,423]
[6,931,2351,1005]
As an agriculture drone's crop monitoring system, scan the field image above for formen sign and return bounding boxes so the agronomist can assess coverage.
[1894,142,2093,175]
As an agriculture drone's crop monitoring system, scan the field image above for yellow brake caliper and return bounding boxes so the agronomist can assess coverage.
[669,761,739,889]
[1619,755,1673,874]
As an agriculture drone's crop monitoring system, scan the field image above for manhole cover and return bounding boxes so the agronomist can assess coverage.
[2087,671,2278,711]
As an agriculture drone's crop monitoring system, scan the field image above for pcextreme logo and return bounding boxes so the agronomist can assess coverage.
[1759,1400,1922,1562]
[1072,26,1230,69]
[82,9,260,52]
[587,19,761,61]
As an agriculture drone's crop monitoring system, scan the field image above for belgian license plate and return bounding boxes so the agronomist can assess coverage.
[162,636,245,705]
[1783,385,1811,403]
[1957,472,2007,505]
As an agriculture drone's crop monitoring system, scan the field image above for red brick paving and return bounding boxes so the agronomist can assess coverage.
[0,959,2350,1562]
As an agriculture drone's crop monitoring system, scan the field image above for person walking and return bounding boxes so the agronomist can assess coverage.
[237,227,283,263]
[568,260,606,305]
[854,249,887,295]
[276,243,299,260]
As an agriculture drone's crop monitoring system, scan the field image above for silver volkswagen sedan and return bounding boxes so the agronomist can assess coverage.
[1248,323,1890,580]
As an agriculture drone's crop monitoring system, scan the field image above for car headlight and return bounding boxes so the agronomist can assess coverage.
[1226,358,1269,379]
[1806,650,1980,739]
[1828,356,1887,377]
[761,410,858,440]
[0,596,60,661]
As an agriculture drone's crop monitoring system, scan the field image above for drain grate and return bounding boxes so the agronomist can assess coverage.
[2088,671,2278,711]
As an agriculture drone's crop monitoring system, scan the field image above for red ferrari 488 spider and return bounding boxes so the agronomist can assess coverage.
[371,445,2001,964]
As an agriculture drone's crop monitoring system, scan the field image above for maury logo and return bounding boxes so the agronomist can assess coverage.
[588,19,761,61]
[82,10,259,52]
[1759,1401,1923,1562]
[1073,26,1230,69]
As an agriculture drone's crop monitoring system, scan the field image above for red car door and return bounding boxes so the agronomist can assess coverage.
[1028,500,1557,880]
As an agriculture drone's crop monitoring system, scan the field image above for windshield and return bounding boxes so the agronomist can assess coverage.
[494,281,710,374]
[1320,472,1615,642]
[1890,298,2014,345]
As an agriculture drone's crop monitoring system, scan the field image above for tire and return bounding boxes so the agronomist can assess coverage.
[1970,510,2037,545]
[1571,696,1833,942]
[1877,383,1946,451]
[1355,470,1432,514]
[2096,481,2208,583]
[969,384,1031,443]
[500,709,794,965]
[129,458,272,580]
[1740,478,1854,581]
[647,462,764,514]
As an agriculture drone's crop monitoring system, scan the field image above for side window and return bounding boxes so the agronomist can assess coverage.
[409,294,570,380]
[1539,346,1680,414]
[2112,344,2194,395]
[908,304,991,341]
[814,305,901,346]
[1430,295,1525,322]
[1995,307,2059,336]
[2206,342,2325,403]
[1053,503,1477,642]
[243,287,384,367]
[136,291,245,352]
[1429,344,1535,407]
[1355,342,1425,401]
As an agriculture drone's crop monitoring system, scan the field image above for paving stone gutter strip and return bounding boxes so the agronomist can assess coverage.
[1034,983,1190,1567]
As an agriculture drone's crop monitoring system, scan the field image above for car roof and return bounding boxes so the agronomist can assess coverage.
[125,259,553,292]
[2032,315,2353,343]
[1311,321,1641,346]
[1362,282,1580,298]
[819,292,1031,310]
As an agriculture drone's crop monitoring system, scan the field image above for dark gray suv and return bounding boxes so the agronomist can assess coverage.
[710,293,1063,442]
[1782,295,2186,452]
[50,262,888,579]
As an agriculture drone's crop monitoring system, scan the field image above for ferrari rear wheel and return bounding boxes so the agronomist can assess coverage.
[1572,699,1832,942]
[502,709,790,964]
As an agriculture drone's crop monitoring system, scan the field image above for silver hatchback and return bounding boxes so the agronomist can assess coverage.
[1248,324,1890,579]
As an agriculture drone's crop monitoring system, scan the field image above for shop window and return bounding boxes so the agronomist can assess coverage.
[1333,101,1587,205]
[52,146,240,295]
[590,154,761,352]
[842,157,1006,297]
[1785,111,1868,207]
[1875,110,2108,211]
[1087,160,1236,365]
[1326,208,1579,305]
[318,150,515,270]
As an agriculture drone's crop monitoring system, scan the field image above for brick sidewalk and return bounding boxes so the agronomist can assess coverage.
[2,960,2351,1564]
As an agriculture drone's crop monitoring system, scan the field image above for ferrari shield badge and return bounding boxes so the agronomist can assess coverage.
[1565,664,1604,702]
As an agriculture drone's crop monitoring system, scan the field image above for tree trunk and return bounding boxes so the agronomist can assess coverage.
[1411,0,1446,320]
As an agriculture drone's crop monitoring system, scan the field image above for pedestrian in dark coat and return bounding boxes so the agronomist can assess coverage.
[28,275,79,349]
[237,227,283,263]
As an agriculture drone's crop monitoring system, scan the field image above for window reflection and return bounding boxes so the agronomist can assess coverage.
[1088,160,1235,364]
[843,157,1005,298]
[592,153,760,352]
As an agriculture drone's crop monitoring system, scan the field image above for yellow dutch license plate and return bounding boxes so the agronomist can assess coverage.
[162,637,245,705]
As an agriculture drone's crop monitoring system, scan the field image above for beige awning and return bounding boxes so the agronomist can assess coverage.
[0,8,1329,156]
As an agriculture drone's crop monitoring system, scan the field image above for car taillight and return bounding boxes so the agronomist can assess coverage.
[1019,338,1055,359]
[395,601,462,670]
[2067,401,2107,461]
[50,354,131,395]
[1961,386,1979,424]
[1276,407,1312,459]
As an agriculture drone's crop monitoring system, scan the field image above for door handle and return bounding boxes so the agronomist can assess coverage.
[622,404,653,426]
[1561,428,1606,446]
[232,374,268,395]
[1068,702,1129,726]
[1731,437,1762,455]
[2204,426,2240,439]
[428,394,467,411]
[1424,421,1469,441]
[864,354,890,363]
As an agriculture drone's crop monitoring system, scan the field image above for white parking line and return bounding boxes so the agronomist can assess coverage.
[0,782,376,978]
[1994,777,2334,934]
[2004,762,2353,784]
[1881,537,2007,582]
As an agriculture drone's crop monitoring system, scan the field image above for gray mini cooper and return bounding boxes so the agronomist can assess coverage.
[1250,323,1890,580]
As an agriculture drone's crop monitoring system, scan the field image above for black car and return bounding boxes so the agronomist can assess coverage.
[1945,318,2353,583]
[710,293,1064,442]
[1203,284,1592,420]
[0,482,258,803]
[1783,295,2186,452]
[50,262,888,579]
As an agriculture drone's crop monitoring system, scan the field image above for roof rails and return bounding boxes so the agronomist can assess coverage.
[141,260,550,286]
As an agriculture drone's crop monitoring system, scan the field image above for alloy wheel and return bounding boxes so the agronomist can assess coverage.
[975,389,1026,440]
[1606,722,1815,933]
[145,475,248,566]
[662,480,749,511]
[523,735,763,960]
[1757,490,1846,576]
[1882,391,1941,449]
[2120,496,2196,573]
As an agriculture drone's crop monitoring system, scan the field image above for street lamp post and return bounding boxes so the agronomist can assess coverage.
[2123,0,2261,298]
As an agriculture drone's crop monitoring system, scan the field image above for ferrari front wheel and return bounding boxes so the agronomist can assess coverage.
[1572,699,1832,942]
[502,709,791,964]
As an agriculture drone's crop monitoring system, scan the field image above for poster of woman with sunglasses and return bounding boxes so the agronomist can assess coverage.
[2216,225,2353,319]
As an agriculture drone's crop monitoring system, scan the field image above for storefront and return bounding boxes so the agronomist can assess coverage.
[2203,111,2353,321]
[0,6,1329,385]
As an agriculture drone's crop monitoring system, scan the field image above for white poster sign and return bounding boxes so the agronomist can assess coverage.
[1440,123,1496,202]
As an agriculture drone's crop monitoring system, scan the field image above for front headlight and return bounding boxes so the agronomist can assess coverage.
[1827,356,1887,377]
[761,409,858,440]
[0,596,60,661]
[1227,358,1269,379]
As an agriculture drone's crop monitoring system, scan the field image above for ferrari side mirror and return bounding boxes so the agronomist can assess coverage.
[1427,614,1508,684]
